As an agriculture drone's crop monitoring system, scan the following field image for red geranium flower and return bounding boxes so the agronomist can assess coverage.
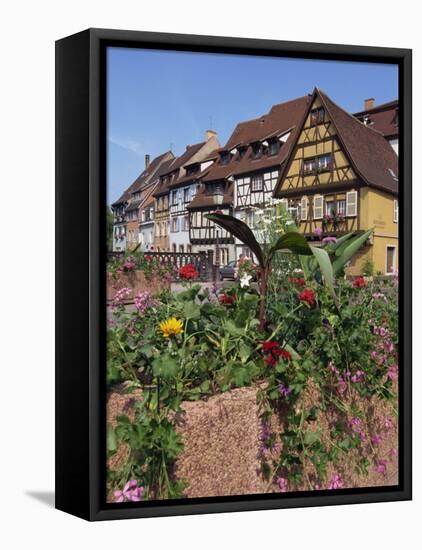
[353,276,367,288]
[280,349,292,361]
[299,288,315,306]
[179,263,199,280]
[144,255,153,262]
[219,293,236,305]
[261,341,291,367]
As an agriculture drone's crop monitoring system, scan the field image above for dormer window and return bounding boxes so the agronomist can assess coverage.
[220,151,231,165]
[310,107,325,125]
[207,182,224,196]
[186,164,199,176]
[251,142,262,159]
[268,140,280,156]
[238,146,247,159]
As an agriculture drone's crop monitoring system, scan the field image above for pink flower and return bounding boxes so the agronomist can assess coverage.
[371,434,382,445]
[134,290,154,313]
[389,448,398,461]
[387,364,398,381]
[374,460,388,476]
[382,417,394,431]
[351,370,365,383]
[313,227,322,238]
[114,480,145,503]
[349,417,362,433]
[277,477,289,493]
[112,286,131,307]
[328,474,344,490]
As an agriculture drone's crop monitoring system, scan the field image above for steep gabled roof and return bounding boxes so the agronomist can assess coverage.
[318,90,398,194]
[111,150,174,207]
[130,150,173,193]
[275,88,399,196]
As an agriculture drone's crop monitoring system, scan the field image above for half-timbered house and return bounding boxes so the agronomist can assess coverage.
[274,88,399,275]
[153,131,219,252]
[112,151,174,251]
[188,96,311,262]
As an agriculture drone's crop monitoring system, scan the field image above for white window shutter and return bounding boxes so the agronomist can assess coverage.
[393,199,399,223]
[346,190,358,217]
[300,196,308,221]
[313,195,323,219]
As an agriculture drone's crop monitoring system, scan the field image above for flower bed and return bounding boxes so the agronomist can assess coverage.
[106,210,399,502]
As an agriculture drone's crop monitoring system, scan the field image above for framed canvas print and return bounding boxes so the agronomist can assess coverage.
[55,28,412,521]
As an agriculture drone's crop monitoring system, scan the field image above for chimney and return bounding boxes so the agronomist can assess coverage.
[364,98,375,111]
[206,129,217,141]
[145,154,150,169]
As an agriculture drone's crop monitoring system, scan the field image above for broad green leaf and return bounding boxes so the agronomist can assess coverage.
[332,228,373,276]
[268,232,313,260]
[182,301,201,320]
[309,244,338,306]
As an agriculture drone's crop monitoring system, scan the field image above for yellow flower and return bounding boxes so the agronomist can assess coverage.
[159,317,184,337]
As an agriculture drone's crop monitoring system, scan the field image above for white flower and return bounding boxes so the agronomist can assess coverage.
[240,273,252,288]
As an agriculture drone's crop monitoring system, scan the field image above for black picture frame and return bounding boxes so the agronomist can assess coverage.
[55,28,412,521]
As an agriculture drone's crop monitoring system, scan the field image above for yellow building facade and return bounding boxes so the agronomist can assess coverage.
[275,90,398,276]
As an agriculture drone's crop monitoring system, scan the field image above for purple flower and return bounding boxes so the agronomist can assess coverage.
[278,383,292,399]
[328,474,343,490]
[322,236,337,244]
[374,460,388,476]
[113,480,145,503]
[371,434,382,445]
[112,287,131,308]
[389,447,398,460]
[134,290,154,313]
[349,417,362,432]
[313,227,322,238]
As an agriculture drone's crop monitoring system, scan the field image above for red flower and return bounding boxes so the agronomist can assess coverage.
[353,276,367,288]
[299,288,315,306]
[261,341,291,367]
[289,277,305,287]
[144,255,153,262]
[179,263,199,280]
[219,293,236,305]
[280,349,292,361]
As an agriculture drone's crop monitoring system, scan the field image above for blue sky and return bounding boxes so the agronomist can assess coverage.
[107,47,398,204]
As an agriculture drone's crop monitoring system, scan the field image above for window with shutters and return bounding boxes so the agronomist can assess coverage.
[313,195,323,219]
[393,200,399,223]
[346,191,358,217]
[300,197,308,221]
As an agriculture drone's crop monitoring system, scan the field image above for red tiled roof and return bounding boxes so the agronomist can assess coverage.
[353,100,399,138]
[202,95,310,182]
